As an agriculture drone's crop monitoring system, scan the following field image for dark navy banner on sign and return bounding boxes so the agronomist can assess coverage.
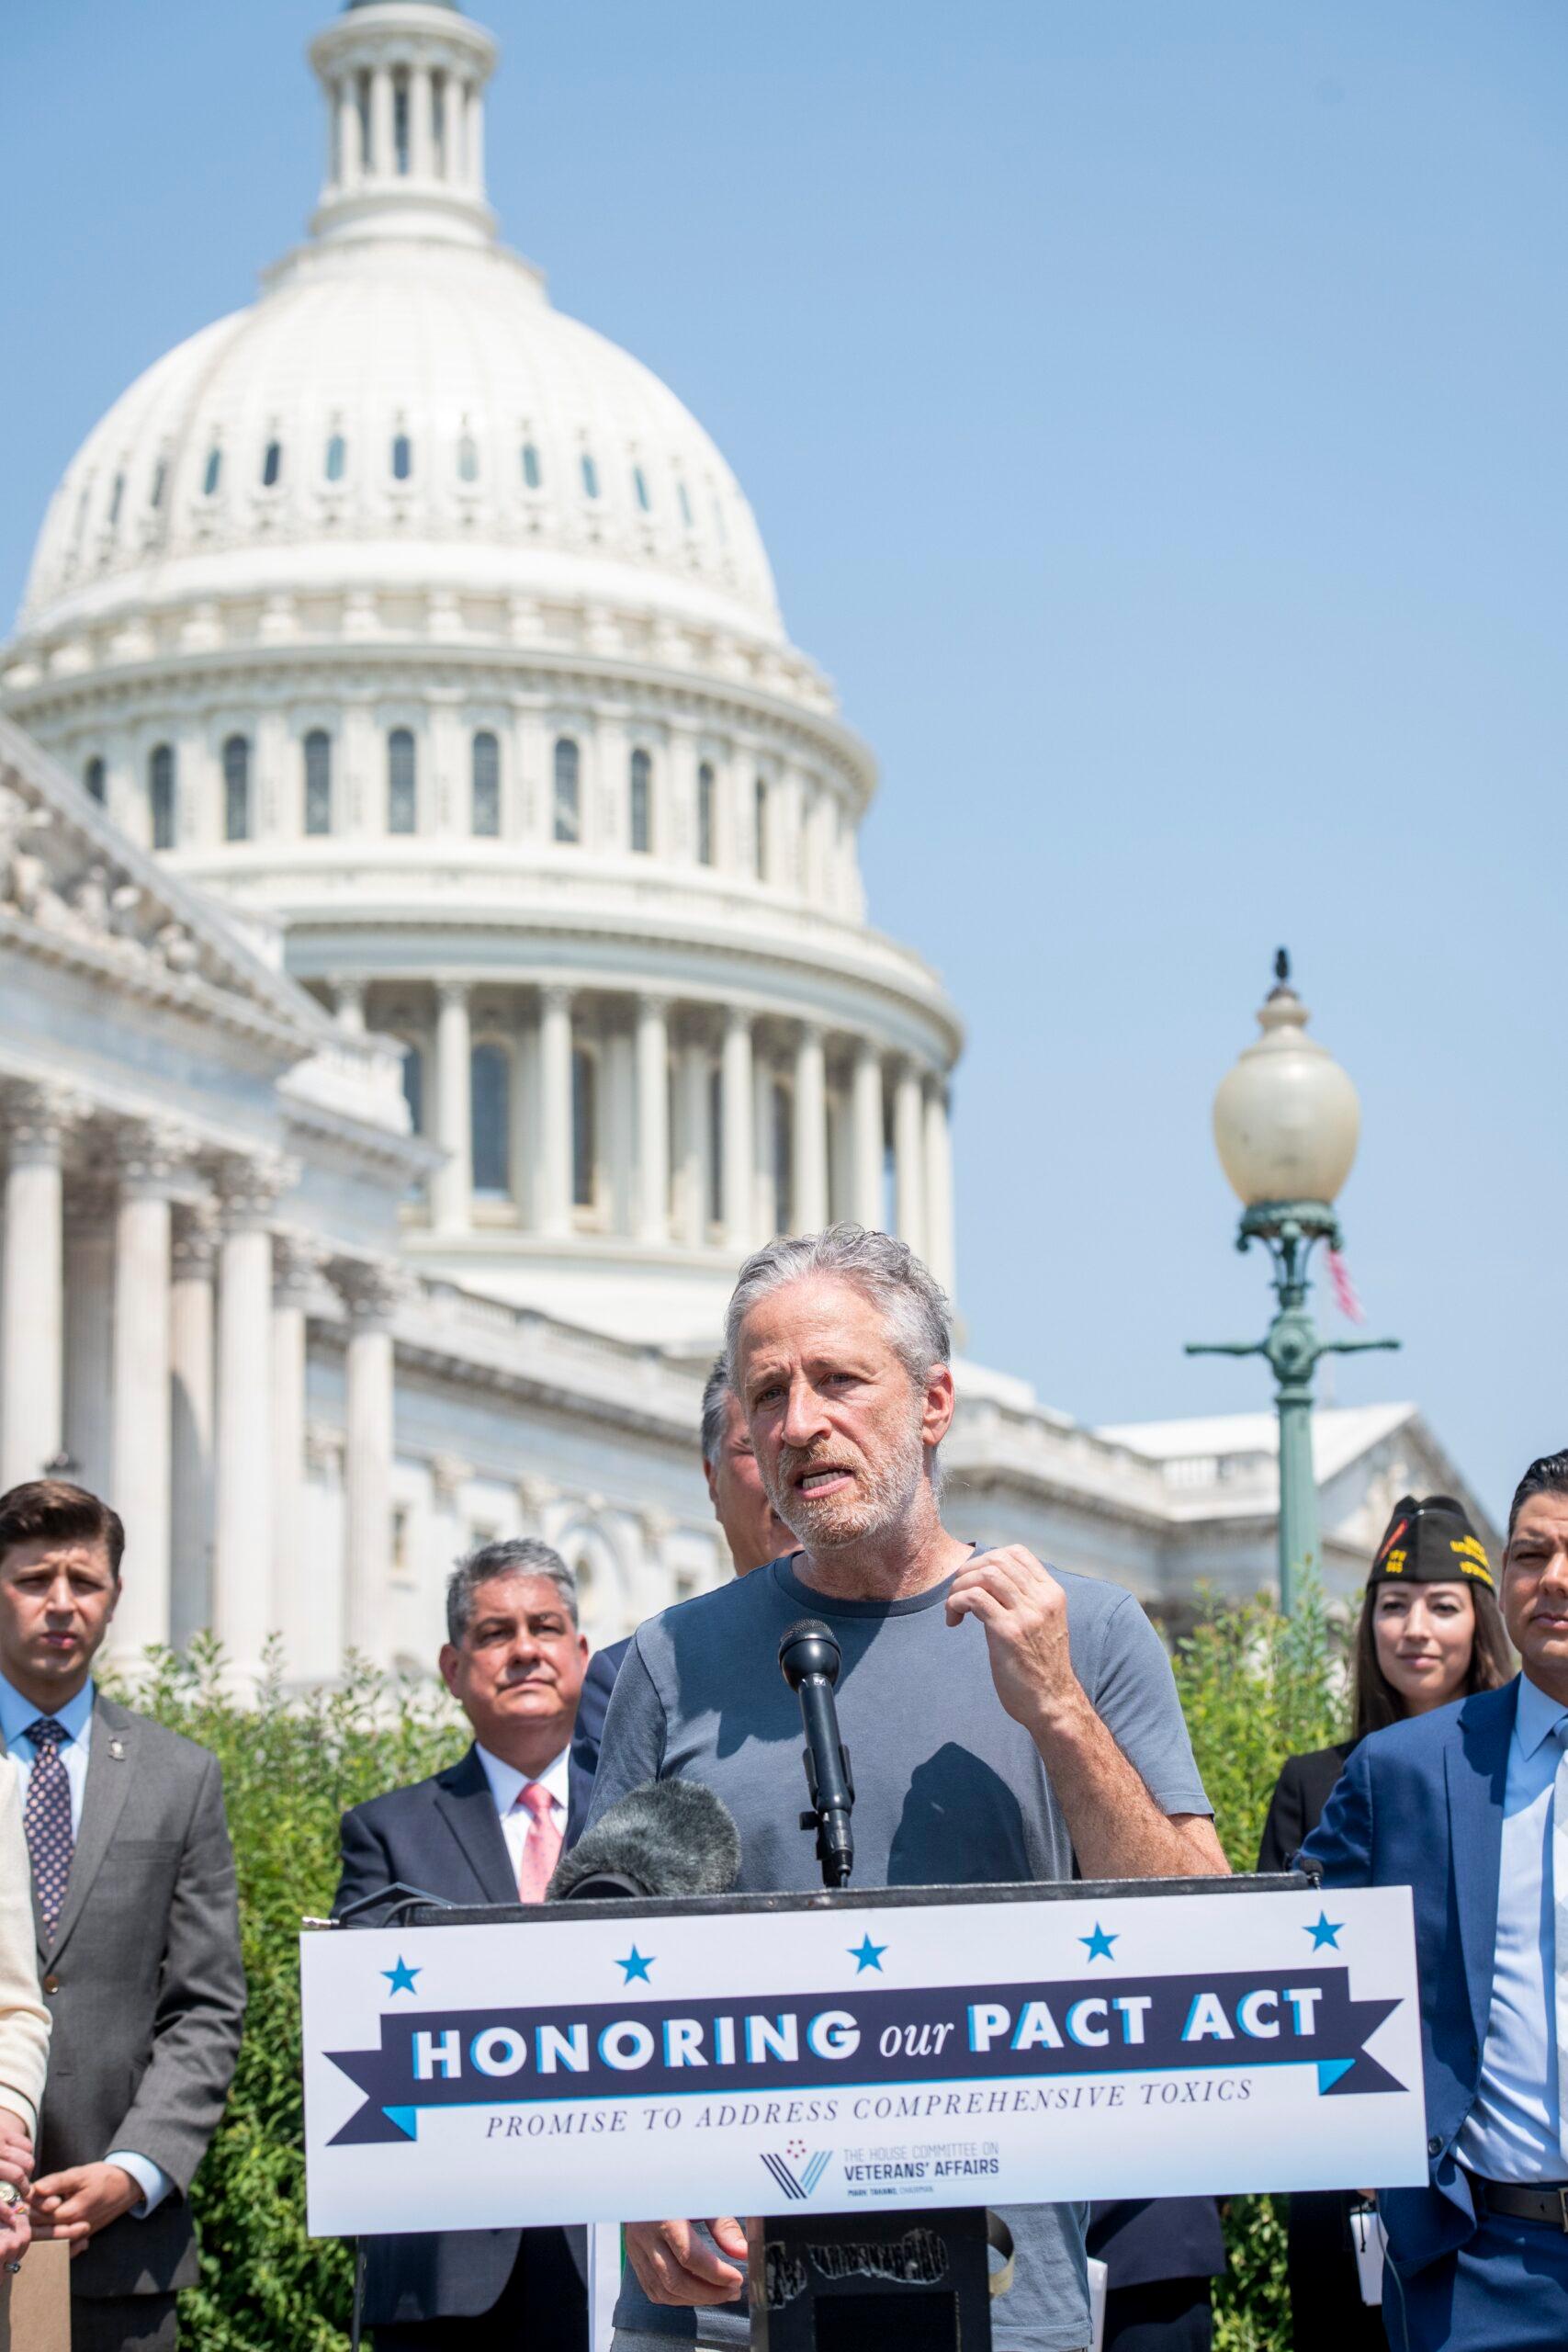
[327,1965,1403,2145]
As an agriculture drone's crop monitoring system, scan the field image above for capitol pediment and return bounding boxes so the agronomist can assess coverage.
[0,711,326,1056]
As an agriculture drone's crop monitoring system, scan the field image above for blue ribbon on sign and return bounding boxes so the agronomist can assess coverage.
[325,1966,1404,2146]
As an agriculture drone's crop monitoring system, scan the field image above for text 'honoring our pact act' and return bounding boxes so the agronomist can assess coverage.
[327,1966,1404,2143]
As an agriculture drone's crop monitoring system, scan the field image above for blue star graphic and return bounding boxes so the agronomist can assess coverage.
[617,1946,655,1984]
[1305,1911,1344,1951]
[382,1956,421,1996]
[1079,1922,1118,1962]
[849,1934,888,1973]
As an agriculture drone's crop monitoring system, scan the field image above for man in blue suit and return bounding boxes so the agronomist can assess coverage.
[1303,1448,1568,2350]
[335,1538,591,2350]
[570,1359,790,1826]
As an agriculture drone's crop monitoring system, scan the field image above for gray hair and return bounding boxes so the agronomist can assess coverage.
[700,1354,731,1465]
[446,1537,577,1644]
[724,1223,953,1395]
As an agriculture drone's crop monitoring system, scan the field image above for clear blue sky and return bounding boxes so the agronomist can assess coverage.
[4,2,1564,1521]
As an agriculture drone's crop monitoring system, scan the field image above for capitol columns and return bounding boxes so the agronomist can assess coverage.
[538,985,574,1238]
[677,1028,711,1249]
[893,1059,928,1259]
[333,1257,404,1668]
[0,1081,77,1488]
[923,1078,957,1299]
[335,74,363,192]
[636,993,671,1245]
[169,1200,220,1645]
[433,978,472,1236]
[272,1231,327,1674]
[409,61,434,180]
[851,1039,886,1233]
[792,1023,829,1235]
[107,1120,190,1657]
[720,1007,755,1251]
[212,1154,295,1683]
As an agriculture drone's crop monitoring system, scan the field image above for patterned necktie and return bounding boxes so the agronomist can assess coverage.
[515,1779,561,1904]
[22,1718,74,1942]
[1554,1721,1568,2168]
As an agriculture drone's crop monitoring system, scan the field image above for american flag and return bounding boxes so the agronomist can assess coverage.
[1325,1248,1365,1325]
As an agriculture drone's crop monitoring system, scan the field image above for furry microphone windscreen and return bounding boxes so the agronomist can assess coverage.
[547,1779,742,1902]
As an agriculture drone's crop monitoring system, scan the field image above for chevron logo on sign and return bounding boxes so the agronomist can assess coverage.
[760,2147,832,2201]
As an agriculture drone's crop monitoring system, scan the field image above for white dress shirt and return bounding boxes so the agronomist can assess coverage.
[1456,1670,1568,2182]
[0,1671,171,2218]
[474,1742,570,1886]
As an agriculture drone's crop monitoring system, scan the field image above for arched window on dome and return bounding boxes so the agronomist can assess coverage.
[754,777,769,881]
[677,481,694,529]
[629,748,652,854]
[471,731,501,836]
[470,1044,512,1197]
[399,1041,424,1135]
[150,461,166,510]
[149,745,175,850]
[391,433,412,482]
[84,757,107,806]
[304,730,333,835]
[202,447,222,498]
[522,442,542,491]
[553,737,581,844]
[324,434,346,483]
[457,435,479,485]
[107,474,124,527]
[571,1047,598,1212]
[388,729,417,833]
[695,762,716,867]
[261,440,282,490]
[222,734,252,842]
[633,466,651,514]
[580,452,600,500]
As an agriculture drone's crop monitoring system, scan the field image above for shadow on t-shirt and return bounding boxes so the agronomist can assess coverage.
[887,1741,1032,1885]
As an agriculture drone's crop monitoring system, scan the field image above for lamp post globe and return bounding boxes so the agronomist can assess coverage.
[1188,951,1398,1617]
[1213,953,1361,1222]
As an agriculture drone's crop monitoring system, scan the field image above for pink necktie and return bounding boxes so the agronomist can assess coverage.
[515,1780,561,1903]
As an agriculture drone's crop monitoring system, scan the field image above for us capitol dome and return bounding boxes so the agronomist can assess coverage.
[0,0,1472,1676]
[6,0,960,1347]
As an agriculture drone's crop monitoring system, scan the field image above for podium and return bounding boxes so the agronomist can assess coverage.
[303,1871,1427,2346]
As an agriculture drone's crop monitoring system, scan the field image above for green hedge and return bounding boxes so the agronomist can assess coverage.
[114,1589,1347,2350]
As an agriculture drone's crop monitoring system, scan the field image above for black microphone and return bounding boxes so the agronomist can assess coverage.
[547,1780,741,1903]
[778,1617,854,1887]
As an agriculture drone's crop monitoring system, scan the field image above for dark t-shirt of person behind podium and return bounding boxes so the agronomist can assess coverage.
[582,1552,1213,2352]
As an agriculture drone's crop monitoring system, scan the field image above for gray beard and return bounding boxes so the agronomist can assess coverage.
[767,1408,927,1553]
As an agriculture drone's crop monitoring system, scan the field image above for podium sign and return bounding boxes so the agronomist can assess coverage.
[301,1879,1427,2236]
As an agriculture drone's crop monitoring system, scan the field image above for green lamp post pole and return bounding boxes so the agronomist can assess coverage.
[1187,954,1399,1616]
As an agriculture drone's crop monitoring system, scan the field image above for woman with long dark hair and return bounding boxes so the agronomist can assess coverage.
[1258,1494,1511,2346]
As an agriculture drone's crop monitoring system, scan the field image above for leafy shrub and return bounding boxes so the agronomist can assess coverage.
[112,1589,1349,2349]
[119,1638,466,2350]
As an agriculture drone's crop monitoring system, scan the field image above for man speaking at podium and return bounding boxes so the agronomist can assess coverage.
[583,1225,1227,2352]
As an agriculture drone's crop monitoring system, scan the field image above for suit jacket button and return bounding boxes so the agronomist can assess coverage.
[41,1974,60,1996]
[1427,2135,1441,2155]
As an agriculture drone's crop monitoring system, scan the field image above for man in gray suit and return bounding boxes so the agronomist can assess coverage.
[0,1478,246,2352]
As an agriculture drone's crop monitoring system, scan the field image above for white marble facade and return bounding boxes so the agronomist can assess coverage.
[0,3,1495,1679]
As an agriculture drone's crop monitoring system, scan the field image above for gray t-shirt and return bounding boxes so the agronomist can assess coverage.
[585,1551,1211,2352]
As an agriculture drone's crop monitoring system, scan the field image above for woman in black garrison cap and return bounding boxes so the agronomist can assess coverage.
[1258,1494,1513,2348]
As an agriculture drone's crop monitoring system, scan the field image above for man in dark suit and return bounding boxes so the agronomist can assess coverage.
[570,1358,790,1821]
[0,1478,245,2352]
[334,1536,591,2350]
[1304,1447,1568,2351]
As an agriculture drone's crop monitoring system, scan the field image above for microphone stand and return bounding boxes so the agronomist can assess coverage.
[778,1619,854,1888]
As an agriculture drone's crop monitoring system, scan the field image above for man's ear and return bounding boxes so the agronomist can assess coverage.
[704,1457,721,1510]
[921,1363,957,1449]
[437,1642,460,1696]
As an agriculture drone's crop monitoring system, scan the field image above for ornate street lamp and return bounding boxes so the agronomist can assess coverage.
[1187,952,1399,1614]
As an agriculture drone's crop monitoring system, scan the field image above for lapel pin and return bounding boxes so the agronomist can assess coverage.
[109,1739,126,1761]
